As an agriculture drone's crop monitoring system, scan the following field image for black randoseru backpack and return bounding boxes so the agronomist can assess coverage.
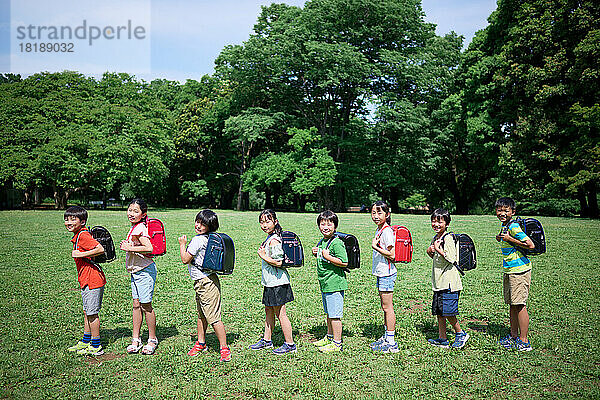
[89,226,116,263]
[328,232,360,271]
[201,232,235,275]
[514,217,546,256]
[441,233,476,275]
[280,231,304,268]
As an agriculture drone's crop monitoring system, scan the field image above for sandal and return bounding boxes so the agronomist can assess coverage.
[141,338,158,355]
[127,337,143,354]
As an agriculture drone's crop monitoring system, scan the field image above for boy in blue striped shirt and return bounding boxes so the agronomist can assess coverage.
[495,197,535,351]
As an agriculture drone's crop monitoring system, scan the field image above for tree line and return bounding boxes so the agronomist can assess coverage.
[1,0,597,217]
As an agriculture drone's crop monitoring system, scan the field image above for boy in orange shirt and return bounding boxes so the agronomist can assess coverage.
[64,206,106,356]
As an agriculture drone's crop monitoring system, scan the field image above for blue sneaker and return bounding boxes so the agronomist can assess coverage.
[273,342,297,355]
[452,332,470,349]
[373,341,399,353]
[498,335,516,350]
[514,338,532,352]
[249,338,273,350]
[370,335,386,349]
[428,338,450,348]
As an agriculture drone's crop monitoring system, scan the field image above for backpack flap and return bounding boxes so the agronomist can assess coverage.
[514,217,546,256]
[281,231,303,268]
[90,226,116,263]
[201,233,235,275]
[331,232,360,271]
[392,225,413,263]
[146,218,167,256]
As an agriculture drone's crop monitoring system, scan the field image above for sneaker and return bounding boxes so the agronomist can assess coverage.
[188,341,208,357]
[452,332,470,349]
[428,338,450,349]
[273,342,297,355]
[370,335,386,350]
[498,335,516,350]
[318,342,342,353]
[77,344,105,356]
[220,346,232,362]
[67,341,90,352]
[249,338,273,350]
[514,338,532,352]
[373,341,399,353]
[313,336,332,347]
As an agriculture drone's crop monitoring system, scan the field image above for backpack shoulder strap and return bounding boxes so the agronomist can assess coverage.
[73,227,89,250]
[325,235,336,249]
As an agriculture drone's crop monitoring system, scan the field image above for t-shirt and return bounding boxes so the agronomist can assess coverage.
[125,223,155,273]
[500,221,532,274]
[71,228,106,290]
[261,234,289,287]
[372,225,397,277]
[316,235,348,293]
[431,233,462,292]
[186,234,213,280]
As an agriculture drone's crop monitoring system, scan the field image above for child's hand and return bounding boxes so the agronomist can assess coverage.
[322,249,330,260]
[257,246,266,258]
[426,244,435,256]
[120,239,132,251]
[312,247,318,257]
[496,233,507,242]
[433,238,442,251]
[178,235,187,245]
[372,237,380,249]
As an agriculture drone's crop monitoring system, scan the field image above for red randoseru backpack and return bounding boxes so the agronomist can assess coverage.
[377,225,413,263]
[146,218,166,256]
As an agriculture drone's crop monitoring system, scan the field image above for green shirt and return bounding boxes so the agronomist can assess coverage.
[316,236,348,293]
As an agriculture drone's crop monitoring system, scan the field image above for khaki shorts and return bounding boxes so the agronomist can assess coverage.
[194,274,222,325]
[503,270,531,305]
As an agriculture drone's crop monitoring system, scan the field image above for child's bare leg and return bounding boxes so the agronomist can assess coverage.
[516,305,529,341]
[326,316,333,336]
[87,314,100,338]
[83,313,91,334]
[380,291,396,331]
[274,305,293,344]
[446,316,462,335]
[437,315,447,339]
[509,305,520,338]
[197,316,208,343]
[141,302,156,339]
[264,306,275,341]
[329,317,342,342]
[212,320,228,348]
[132,299,143,338]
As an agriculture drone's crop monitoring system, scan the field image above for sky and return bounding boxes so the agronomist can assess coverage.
[0,0,498,82]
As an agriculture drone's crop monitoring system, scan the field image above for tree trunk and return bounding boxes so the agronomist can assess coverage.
[585,181,599,218]
[236,178,244,211]
[578,187,589,217]
[389,187,400,213]
[264,188,273,209]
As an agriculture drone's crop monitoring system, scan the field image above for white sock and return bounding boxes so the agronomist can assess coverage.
[386,330,396,345]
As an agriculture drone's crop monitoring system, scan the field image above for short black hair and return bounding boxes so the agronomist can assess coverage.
[64,206,88,224]
[495,197,516,210]
[317,210,338,229]
[431,208,451,225]
[195,209,219,232]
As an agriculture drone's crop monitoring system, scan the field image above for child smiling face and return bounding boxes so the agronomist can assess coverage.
[431,216,448,236]
[496,205,515,224]
[259,216,277,235]
[127,203,146,224]
[371,206,389,227]
[319,218,336,238]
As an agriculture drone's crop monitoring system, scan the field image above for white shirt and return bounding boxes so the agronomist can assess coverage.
[372,226,397,277]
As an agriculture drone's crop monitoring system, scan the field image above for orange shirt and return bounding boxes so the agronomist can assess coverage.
[71,228,106,289]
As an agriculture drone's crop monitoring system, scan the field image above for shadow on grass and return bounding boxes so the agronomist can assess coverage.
[307,324,354,340]
[188,332,240,351]
[414,320,438,339]
[359,322,383,340]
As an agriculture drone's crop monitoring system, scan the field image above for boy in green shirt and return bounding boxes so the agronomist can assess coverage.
[311,210,348,353]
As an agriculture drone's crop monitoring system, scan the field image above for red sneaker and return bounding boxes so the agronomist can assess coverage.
[220,346,231,362]
[188,341,207,357]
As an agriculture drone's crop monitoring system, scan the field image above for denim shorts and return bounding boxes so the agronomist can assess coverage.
[131,262,157,303]
[321,291,344,319]
[377,273,397,292]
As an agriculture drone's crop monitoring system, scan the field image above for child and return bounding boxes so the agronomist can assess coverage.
[249,209,296,354]
[64,206,106,356]
[369,201,399,353]
[178,209,231,362]
[311,210,348,353]
[120,198,158,355]
[426,208,469,349]
[495,197,535,351]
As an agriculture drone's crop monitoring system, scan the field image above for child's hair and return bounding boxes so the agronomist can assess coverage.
[64,206,88,224]
[495,197,516,210]
[317,210,339,229]
[195,209,219,232]
[431,208,451,225]
[371,200,392,225]
[259,209,283,236]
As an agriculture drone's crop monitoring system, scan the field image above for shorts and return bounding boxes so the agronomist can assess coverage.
[81,285,104,316]
[131,262,157,303]
[503,270,531,305]
[194,274,222,325]
[262,284,294,307]
[377,273,397,292]
[322,291,344,319]
[432,289,460,316]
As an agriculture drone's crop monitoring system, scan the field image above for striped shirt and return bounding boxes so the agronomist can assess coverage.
[500,221,532,274]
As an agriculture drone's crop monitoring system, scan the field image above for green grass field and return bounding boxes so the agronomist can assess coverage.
[1,210,599,399]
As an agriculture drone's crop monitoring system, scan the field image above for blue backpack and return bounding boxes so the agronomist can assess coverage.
[201,233,235,275]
